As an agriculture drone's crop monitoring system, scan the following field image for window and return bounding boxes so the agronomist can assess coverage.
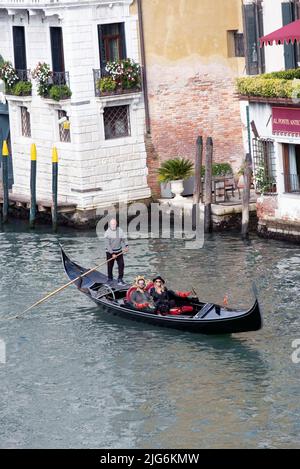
[227,30,245,57]
[58,110,71,143]
[20,106,31,138]
[283,144,300,193]
[50,27,65,84]
[252,138,276,194]
[13,26,27,78]
[103,105,130,140]
[242,0,265,75]
[98,23,126,70]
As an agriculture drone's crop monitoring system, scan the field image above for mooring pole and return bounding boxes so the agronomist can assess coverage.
[204,137,213,233]
[241,152,252,240]
[52,146,58,232]
[192,136,203,229]
[29,143,37,229]
[193,136,203,204]
[2,140,9,224]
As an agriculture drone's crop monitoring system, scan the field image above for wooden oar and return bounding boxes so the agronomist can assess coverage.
[0,250,125,322]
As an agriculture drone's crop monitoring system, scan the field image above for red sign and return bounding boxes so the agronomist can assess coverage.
[272,107,300,136]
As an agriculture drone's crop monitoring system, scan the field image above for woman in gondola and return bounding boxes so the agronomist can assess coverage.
[149,276,192,315]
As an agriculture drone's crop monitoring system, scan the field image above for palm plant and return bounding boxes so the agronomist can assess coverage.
[158,158,194,183]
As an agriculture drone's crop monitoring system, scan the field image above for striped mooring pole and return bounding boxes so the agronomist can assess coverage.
[52,146,58,232]
[2,140,9,224]
[29,143,37,229]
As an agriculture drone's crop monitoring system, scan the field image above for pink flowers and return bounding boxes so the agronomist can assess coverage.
[0,61,19,88]
[104,59,141,90]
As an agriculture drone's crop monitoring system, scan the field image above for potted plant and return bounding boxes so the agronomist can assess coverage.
[0,61,19,93]
[97,76,117,95]
[49,84,72,101]
[158,158,194,199]
[31,62,52,98]
[105,59,141,92]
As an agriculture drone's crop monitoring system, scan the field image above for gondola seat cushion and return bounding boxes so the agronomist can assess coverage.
[169,306,194,315]
[126,286,137,304]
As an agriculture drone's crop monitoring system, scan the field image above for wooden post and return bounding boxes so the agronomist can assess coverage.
[241,152,252,239]
[2,140,9,224]
[204,137,213,233]
[30,143,37,229]
[52,147,58,232]
[193,136,203,204]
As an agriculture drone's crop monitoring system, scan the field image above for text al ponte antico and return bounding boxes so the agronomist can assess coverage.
[273,118,300,125]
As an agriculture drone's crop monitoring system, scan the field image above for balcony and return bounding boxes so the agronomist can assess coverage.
[93,60,142,98]
[0,65,32,97]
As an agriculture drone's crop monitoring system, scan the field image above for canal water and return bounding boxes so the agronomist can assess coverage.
[0,221,300,448]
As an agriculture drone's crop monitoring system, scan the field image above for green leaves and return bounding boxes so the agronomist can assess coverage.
[237,69,300,99]
[158,158,194,183]
[9,80,32,97]
[49,85,72,101]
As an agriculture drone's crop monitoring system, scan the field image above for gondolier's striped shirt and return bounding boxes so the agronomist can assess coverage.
[104,227,128,254]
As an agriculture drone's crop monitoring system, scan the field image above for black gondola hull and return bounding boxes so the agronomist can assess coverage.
[61,248,263,335]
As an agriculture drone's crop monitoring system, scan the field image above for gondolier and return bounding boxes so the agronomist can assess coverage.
[104,218,128,285]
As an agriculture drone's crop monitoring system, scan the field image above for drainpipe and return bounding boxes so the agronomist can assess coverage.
[137,0,151,134]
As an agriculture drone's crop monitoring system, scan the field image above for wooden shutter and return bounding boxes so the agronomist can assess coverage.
[13,26,26,70]
[282,2,296,70]
[256,1,265,73]
[50,27,65,73]
[119,23,127,59]
[98,25,107,71]
[283,144,291,192]
[242,3,259,75]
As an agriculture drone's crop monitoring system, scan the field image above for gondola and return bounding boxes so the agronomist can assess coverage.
[61,248,263,335]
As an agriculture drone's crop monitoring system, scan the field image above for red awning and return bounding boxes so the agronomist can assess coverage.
[260,19,300,46]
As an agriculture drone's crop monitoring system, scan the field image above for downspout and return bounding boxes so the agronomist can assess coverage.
[137,0,151,134]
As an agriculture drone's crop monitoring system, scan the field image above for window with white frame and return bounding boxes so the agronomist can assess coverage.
[58,110,71,142]
[20,106,31,137]
[103,105,130,140]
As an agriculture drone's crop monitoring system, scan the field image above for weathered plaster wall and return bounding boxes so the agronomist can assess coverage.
[136,0,245,177]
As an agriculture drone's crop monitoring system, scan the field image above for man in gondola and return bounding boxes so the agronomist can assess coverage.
[104,218,128,285]
[130,276,156,311]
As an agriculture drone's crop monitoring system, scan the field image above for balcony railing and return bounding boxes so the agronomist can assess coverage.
[93,66,142,98]
[284,173,300,194]
[16,69,30,82]
[51,71,70,87]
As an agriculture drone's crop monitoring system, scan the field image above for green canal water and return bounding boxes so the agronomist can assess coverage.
[0,221,300,448]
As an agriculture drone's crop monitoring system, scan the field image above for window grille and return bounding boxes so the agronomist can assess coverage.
[252,138,277,194]
[58,110,71,143]
[20,106,31,138]
[103,105,130,140]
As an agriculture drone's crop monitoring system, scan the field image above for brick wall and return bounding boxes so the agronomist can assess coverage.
[256,195,278,220]
[146,71,245,195]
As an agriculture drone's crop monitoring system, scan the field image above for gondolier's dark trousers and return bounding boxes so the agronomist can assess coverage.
[106,251,124,280]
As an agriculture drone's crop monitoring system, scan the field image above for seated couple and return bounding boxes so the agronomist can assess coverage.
[129,275,193,315]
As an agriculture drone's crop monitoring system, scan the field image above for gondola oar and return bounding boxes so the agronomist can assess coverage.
[0,250,125,322]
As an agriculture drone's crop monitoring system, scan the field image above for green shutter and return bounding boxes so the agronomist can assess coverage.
[282,2,296,70]
[243,3,259,75]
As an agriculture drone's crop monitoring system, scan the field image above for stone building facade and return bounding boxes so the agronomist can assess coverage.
[0,0,150,218]
[136,0,246,195]
[240,0,300,242]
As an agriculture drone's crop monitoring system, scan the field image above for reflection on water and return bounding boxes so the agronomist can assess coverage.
[0,221,300,448]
